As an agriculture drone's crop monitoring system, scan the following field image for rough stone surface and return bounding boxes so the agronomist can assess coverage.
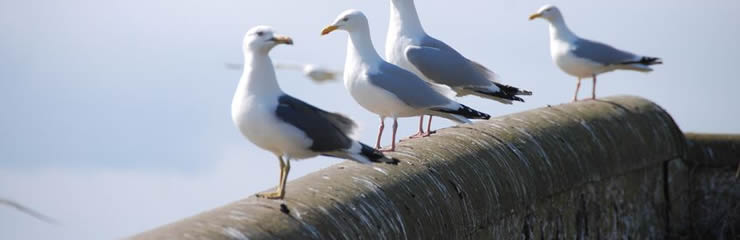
[685,134,740,240]
[130,96,698,240]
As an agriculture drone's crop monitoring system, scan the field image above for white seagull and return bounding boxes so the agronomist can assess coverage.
[232,26,397,199]
[321,10,491,152]
[386,0,532,138]
[529,5,662,102]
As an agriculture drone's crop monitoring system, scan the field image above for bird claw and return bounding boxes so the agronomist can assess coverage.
[403,130,436,141]
[403,131,427,140]
[378,148,395,152]
[256,191,285,200]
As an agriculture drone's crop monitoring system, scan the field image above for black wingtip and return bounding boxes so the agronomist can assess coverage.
[360,144,399,165]
[435,104,490,120]
[641,56,662,65]
[475,83,531,103]
[493,83,533,96]
[622,56,663,66]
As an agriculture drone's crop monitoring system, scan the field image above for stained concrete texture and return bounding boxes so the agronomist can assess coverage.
[131,96,740,240]
[684,134,740,240]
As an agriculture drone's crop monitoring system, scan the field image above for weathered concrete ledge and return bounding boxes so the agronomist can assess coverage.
[680,133,740,239]
[132,96,691,239]
[685,133,740,168]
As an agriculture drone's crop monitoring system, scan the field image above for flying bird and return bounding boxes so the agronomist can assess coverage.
[276,63,341,83]
[529,5,662,102]
[321,10,490,152]
[0,198,57,224]
[232,26,397,199]
[225,63,341,83]
[386,0,531,138]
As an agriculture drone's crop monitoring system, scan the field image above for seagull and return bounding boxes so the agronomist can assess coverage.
[232,26,397,199]
[386,0,532,138]
[529,5,662,102]
[0,198,57,224]
[276,63,342,83]
[321,10,491,152]
[225,62,342,83]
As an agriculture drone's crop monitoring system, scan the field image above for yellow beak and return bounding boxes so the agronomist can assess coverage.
[271,35,294,45]
[529,13,542,20]
[321,25,338,36]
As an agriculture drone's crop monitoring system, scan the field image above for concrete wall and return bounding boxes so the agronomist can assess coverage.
[681,134,740,239]
[131,96,738,240]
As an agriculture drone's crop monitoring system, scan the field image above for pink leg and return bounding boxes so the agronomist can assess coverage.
[591,75,597,100]
[425,116,435,136]
[573,78,582,102]
[407,115,436,139]
[380,118,398,152]
[406,116,426,139]
[375,117,385,149]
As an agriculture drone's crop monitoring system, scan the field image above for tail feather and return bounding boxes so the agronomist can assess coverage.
[464,83,531,104]
[432,104,490,121]
[615,56,661,72]
[493,83,533,96]
[324,142,398,165]
[621,56,662,66]
[359,143,398,165]
[472,88,525,103]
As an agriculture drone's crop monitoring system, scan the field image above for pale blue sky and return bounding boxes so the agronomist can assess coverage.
[0,0,738,239]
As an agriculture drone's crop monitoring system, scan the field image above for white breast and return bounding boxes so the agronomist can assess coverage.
[389,38,429,84]
[551,40,607,78]
[231,95,317,159]
[386,36,413,65]
[344,67,419,118]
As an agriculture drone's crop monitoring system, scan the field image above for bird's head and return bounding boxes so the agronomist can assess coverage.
[243,26,293,54]
[321,9,369,36]
[529,5,563,22]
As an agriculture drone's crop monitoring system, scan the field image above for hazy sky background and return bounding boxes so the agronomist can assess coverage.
[1,0,738,239]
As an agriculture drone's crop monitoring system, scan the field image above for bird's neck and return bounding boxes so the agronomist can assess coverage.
[346,27,383,68]
[236,52,283,99]
[548,17,577,42]
[388,0,426,38]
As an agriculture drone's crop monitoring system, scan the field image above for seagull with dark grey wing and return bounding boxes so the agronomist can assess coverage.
[386,0,532,138]
[232,26,397,200]
[529,5,662,102]
[321,10,491,152]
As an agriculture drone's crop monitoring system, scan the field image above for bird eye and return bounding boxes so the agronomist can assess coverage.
[256,31,264,37]
[342,17,349,22]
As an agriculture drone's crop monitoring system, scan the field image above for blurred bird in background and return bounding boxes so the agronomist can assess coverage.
[226,62,341,83]
[0,198,57,224]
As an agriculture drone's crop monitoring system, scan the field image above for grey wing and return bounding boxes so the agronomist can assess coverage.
[405,36,495,88]
[368,63,452,109]
[275,95,356,152]
[469,61,501,83]
[572,38,640,65]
